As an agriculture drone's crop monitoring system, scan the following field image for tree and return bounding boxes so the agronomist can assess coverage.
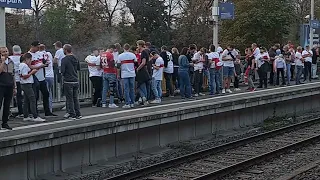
[98,0,125,27]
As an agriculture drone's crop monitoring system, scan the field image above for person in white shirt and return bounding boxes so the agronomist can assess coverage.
[117,44,137,108]
[161,46,174,97]
[9,45,23,117]
[85,48,102,107]
[207,44,221,95]
[39,44,55,113]
[53,41,65,98]
[274,54,286,86]
[192,48,206,97]
[19,53,45,122]
[221,45,238,94]
[113,43,124,103]
[302,45,313,82]
[29,41,57,117]
[256,47,270,89]
[295,46,304,85]
[150,51,164,104]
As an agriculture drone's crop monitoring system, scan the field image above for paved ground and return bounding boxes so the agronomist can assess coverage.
[2,80,320,137]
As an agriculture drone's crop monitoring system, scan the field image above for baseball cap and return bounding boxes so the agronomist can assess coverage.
[31,41,40,47]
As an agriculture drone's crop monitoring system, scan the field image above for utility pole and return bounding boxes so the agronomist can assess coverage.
[212,0,219,47]
[0,7,6,47]
[310,0,315,46]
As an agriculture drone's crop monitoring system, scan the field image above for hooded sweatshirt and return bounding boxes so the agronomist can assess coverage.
[61,55,80,83]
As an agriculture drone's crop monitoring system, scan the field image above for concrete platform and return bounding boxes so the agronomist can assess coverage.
[1,82,320,179]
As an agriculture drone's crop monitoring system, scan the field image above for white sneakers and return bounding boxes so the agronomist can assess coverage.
[150,99,161,104]
[234,88,241,91]
[108,104,119,108]
[222,89,233,94]
[24,117,46,122]
[122,105,131,109]
[199,93,206,96]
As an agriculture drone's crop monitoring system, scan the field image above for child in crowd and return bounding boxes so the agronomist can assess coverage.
[274,54,286,86]
[19,53,46,122]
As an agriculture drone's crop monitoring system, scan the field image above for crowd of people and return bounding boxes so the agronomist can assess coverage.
[0,39,319,130]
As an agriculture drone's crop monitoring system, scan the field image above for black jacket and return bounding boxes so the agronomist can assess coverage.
[312,48,319,64]
[61,55,80,82]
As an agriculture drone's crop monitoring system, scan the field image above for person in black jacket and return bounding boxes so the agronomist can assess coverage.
[61,44,81,120]
[311,45,319,79]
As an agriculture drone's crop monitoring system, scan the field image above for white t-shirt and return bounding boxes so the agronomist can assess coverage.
[54,48,65,67]
[39,50,54,78]
[19,63,34,84]
[222,49,238,67]
[85,55,102,77]
[118,51,137,78]
[256,52,270,68]
[9,55,21,82]
[295,52,304,66]
[192,52,204,71]
[29,51,45,82]
[252,48,261,60]
[302,50,313,63]
[152,57,164,80]
[113,51,119,62]
[207,52,220,68]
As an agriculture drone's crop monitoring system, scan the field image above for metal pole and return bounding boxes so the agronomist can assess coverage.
[310,0,315,46]
[212,0,219,47]
[0,7,6,47]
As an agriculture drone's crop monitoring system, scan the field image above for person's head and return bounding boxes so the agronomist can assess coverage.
[39,44,46,52]
[209,44,216,52]
[297,46,302,52]
[199,48,206,55]
[260,47,266,53]
[0,47,9,58]
[53,41,62,50]
[145,42,151,48]
[251,43,257,49]
[115,43,121,51]
[150,51,159,59]
[245,48,252,55]
[63,44,72,55]
[136,40,146,50]
[313,44,318,49]
[161,45,168,52]
[30,41,40,53]
[275,43,281,49]
[98,47,105,55]
[283,45,289,52]
[91,47,99,56]
[123,43,131,52]
[181,47,189,56]
[306,45,310,50]
[189,44,197,54]
[108,44,116,53]
[131,46,138,53]
[279,54,284,59]
[22,53,32,65]
[172,47,179,54]
[227,45,234,51]
[275,55,279,59]
[12,45,22,55]
[288,41,292,44]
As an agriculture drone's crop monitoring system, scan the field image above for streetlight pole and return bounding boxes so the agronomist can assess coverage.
[310,0,315,46]
[0,7,6,47]
[212,0,219,47]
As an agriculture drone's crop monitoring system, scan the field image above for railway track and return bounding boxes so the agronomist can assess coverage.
[105,117,320,180]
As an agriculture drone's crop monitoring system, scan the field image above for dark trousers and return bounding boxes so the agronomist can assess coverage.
[64,83,81,117]
[276,68,286,85]
[33,80,51,115]
[291,65,295,80]
[258,68,268,88]
[172,67,179,90]
[0,86,13,125]
[234,76,240,88]
[304,61,312,81]
[194,70,203,94]
[21,84,38,118]
[16,82,23,115]
[269,63,274,84]
[164,72,174,96]
[90,76,102,106]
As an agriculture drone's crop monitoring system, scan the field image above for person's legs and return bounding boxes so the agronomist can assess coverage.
[152,78,159,99]
[164,73,173,96]
[64,83,75,117]
[269,63,274,84]
[194,71,200,94]
[308,62,312,81]
[304,62,310,81]
[123,78,130,105]
[90,76,98,106]
[179,71,186,98]
[73,83,81,117]
[129,77,135,105]
[157,80,162,100]
[101,74,109,105]
[116,78,123,101]
[173,67,179,90]
[276,68,280,85]
[16,82,23,115]
[107,74,116,105]
[281,68,285,85]
[291,65,295,80]
[22,84,38,118]
[258,68,263,88]
[296,66,303,84]
[139,83,147,98]
[286,64,291,84]
[248,71,255,89]
[234,76,239,88]
[312,63,318,78]
[226,67,234,90]
[215,69,222,93]
[39,80,51,115]
[45,77,54,112]
[263,71,268,88]
[3,87,13,125]
[209,69,216,94]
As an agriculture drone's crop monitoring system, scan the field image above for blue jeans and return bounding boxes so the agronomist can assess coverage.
[204,69,210,92]
[102,73,117,105]
[215,69,222,93]
[152,78,162,100]
[296,65,303,84]
[123,77,135,105]
[209,69,216,94]
[286,64,291,83]
[46,77,54,112]
[179,70,192,98]
[138,83,147,98]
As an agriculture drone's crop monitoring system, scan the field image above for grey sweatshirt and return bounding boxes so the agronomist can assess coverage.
[61,55,80,82]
